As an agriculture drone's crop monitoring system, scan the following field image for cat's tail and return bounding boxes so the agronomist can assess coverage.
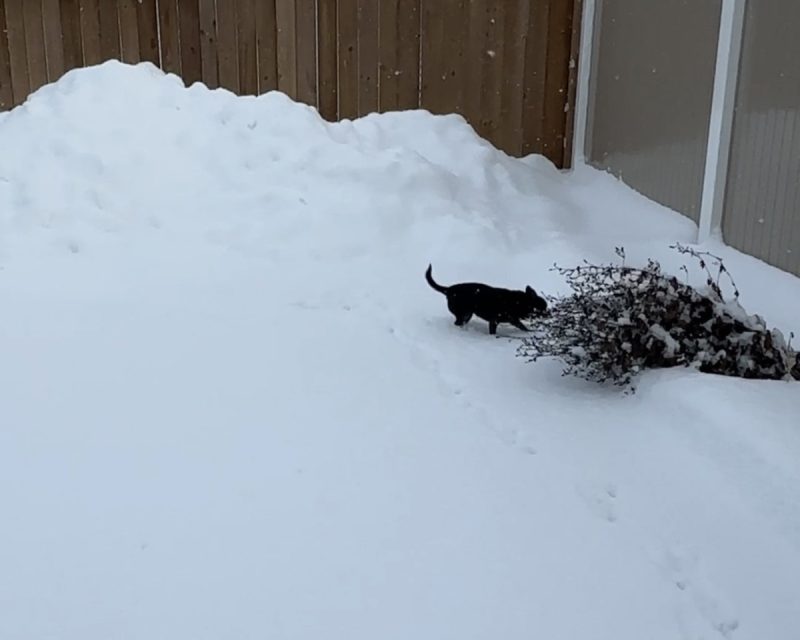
[425,264,449,294]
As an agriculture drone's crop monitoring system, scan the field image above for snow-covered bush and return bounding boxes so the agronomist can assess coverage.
[517,245,800,390]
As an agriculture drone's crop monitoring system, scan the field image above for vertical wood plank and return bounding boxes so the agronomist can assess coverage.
[542,0,572,166]
[521,0,549,156]
[22,0,47,92]
[79,0,102,66]
[216,0,239,91]
[419,0,444,113]
[0,0,14,109]
[422,0,469,116]
[357,0,378,115]
[318,0,338,117]
[255,0,278,93]
[295,0,317,106]
[379,0,420,111]
[275,0,297,98]
[5,0,30,104]
[97,2,121,62]
[158,0,181,75]
[179,0,202,85]
[59,0,83,71]
[498,0,529,155]
[117,0,140,64]
[136,0,160,66]
[561,0,582,167]
[42,0,65,82]
[60,0,83,71]
[337,0,358,119]
[198,0,219,88]
[237,0,258,95]
[471,0,505,145]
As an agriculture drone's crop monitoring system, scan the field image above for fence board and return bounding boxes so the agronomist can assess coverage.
[159,0,181,75]
[318,0,337,118]
[198,0,218,88]
[521,0,549,156]
[562,0,582,167]
[22,0,47,93]
[337,0,358,119]
[421,0,467,116]
[541,0,573,166]
[42,0,65,82]
[179,0,202,85]
[4,0,29,104]
[0,0,13,109]
[59,0,83,72]
[79,0,102,66]
[98,2,120,62]
[117,0,140,64]
[237,0,258,95]
[295,0,317,106]
[275,0,296,98]
[255,0,277,93]
[216,0,239,92]
[379,0,420,111]
[357,0,379,115]
[136,0,160,65]
[498,0,529,155]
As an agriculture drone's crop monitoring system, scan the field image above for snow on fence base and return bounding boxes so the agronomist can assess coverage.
[517,245,800,390]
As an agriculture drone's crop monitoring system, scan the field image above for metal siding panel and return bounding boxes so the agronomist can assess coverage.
[586,0,722,222]
[723,1,800,276]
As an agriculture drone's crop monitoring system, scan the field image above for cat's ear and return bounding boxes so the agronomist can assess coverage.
[526,286,537,296]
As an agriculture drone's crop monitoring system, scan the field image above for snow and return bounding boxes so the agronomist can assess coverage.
[1,60,799,640]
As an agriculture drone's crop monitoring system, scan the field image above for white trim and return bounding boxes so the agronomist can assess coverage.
[698,0,747,242]
[572,0,597,168]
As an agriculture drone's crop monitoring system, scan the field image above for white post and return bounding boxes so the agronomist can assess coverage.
[571,0,597,168]
[697,0,747,242]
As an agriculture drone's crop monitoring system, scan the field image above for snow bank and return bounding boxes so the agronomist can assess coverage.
[0,61,799,640]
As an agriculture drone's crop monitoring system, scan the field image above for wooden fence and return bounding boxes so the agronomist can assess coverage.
[0,0,581,167]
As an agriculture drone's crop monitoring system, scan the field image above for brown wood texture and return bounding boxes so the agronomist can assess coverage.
[159,0,181,75]
[357,0,379,115]
[337,0,358,119]
[118,0,141,64]
[97,1,121,62]
[79,0,102,66]
[4,0,29,104]
[42,0,65,81]
[542,0,573,166]
[0,0,579,167]
[179,0,202,86]
[295,0,317,106]
[198,0,219,88]
[216,0,239,92]
[137,0,160,65]
[317,0,337,118]
[378,0,420,112]
[0,0,13,108]
[255,0,278,93]
[59,0,83,72]
[237,0,258,95]
[22,0,47,93]
[275,0,297,97]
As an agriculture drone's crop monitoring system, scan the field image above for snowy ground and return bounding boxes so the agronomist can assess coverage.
[1,61,799,640]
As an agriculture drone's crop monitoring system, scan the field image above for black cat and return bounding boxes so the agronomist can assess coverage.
[425,264,547,335]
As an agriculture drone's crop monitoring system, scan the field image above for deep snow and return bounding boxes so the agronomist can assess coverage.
[1,61,799,640]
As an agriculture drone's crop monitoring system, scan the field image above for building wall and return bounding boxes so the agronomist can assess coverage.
[722,1,800,276]
[585,0,722,222]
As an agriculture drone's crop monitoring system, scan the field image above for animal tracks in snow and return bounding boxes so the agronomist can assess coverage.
[655,544,740,639]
